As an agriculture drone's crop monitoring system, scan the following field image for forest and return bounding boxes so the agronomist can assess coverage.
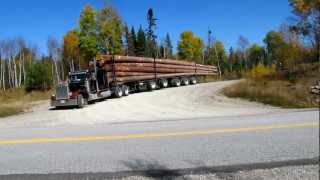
[0,0,318,102]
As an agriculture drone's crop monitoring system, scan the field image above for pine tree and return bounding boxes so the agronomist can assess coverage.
[228,47,237,72]
[136,26,146,57]
[159,44,165,58]
[164,33,173,58]
[145,8,157,57]
[123,24,130,56]
[129,26,137,56]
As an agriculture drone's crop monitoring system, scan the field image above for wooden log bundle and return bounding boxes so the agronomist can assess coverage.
[97,55,217,82]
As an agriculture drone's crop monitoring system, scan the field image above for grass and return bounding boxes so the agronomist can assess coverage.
[223,64,319,108]
[0,89,52,118]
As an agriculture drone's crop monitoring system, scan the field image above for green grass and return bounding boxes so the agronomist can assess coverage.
[0,89,52,117]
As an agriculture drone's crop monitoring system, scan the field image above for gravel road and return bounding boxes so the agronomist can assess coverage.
[0,80,286,128]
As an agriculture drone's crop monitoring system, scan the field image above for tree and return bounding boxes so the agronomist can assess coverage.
[247,44,265,67]
[264,31,286,65]
[228,47,235,72]
[47,37,61,84]
[97,5,123,55]
[177,31,204,63]
[123,24,130,56]
[145,8,157,57]
[129,26,137,56]
[210,41,227,76]
[62,30,82,71]
[25,61,52,91]
[136,26,146,57]
[79,5,99,61]
[289,0,320,62]
[237,36,250,70]
[159,44,165,58]
[123,25,137,56]
[163,33,173,58]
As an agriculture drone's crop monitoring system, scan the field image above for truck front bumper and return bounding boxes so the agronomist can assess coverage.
[51,98,78,107]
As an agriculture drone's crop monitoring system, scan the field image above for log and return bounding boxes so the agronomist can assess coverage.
[104,66,198,73]
[110,73,216,82]
[111,72,217,82]
[97,55,217,82]
[104,63,216,73]
[104,63,195,70]
[97,55,196,66]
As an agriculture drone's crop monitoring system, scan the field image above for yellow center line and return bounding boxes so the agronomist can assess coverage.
[0,121,318,145]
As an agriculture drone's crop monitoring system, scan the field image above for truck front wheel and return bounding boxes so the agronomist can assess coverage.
[77,95,85,108]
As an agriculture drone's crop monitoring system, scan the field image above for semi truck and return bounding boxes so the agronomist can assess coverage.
[50,55,215,108]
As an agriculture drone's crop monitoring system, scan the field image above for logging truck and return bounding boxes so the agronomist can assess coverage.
[50,55,217,108]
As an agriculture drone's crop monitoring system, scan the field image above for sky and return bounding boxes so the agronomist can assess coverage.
[0,0,293,55]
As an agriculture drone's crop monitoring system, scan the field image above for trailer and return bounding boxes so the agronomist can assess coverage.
[50,55,217,108]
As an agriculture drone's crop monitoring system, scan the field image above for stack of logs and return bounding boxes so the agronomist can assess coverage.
[97,55,218,82]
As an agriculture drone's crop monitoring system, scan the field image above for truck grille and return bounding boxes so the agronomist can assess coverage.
[55,84,69,100]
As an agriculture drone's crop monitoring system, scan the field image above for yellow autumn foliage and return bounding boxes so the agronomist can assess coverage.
[248,63,276,80]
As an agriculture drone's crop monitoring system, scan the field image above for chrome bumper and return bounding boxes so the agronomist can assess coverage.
[51,99,78,107]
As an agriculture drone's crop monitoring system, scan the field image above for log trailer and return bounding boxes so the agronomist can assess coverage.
[50,55,216,108]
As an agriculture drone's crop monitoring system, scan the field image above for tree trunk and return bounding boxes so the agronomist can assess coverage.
[12,56,18,88]
[22,52,26,85]
[51,62,56,86]
[2,60,5,90]
[54,60,60,84]
[18,53,22,87]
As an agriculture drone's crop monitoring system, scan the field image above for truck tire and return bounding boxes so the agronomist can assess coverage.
[77,95,85,108]
[159,79,168,88]
[148,81,157,91]
[181,78,190,86]
[122,85,130,96]
[190,77,197,84]
[114,86,123,98]
[171,79,181,87]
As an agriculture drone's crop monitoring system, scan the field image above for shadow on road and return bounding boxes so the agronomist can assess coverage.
[122,159,188,180]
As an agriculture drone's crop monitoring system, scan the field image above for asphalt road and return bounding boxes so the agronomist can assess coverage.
[0,108,318,178]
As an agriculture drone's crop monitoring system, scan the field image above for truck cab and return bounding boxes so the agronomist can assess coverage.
[51,68,111,108]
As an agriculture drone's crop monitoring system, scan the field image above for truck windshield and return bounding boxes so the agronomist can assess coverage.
[69,73,87,82]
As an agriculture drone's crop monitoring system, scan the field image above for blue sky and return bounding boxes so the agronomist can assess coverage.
[0,0,293,55]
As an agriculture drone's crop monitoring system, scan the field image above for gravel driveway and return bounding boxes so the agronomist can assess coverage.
[0,80,285,128]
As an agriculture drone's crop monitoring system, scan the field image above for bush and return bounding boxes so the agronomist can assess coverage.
[25,62,53,91]
[247,63,276,80]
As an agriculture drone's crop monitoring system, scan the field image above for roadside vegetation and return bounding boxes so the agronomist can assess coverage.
[223,63,319,108]
[0,89,52,117]
[223,0,319,108]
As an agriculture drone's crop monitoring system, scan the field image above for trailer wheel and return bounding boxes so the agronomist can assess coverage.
[159,79,168,88]
[122,85,130,96]
[77,95,85,108]
[190,77,197,84]
[181,78,190,86]
[148,81,157,91]
[114,86,123,98]
[171,79,181,87]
